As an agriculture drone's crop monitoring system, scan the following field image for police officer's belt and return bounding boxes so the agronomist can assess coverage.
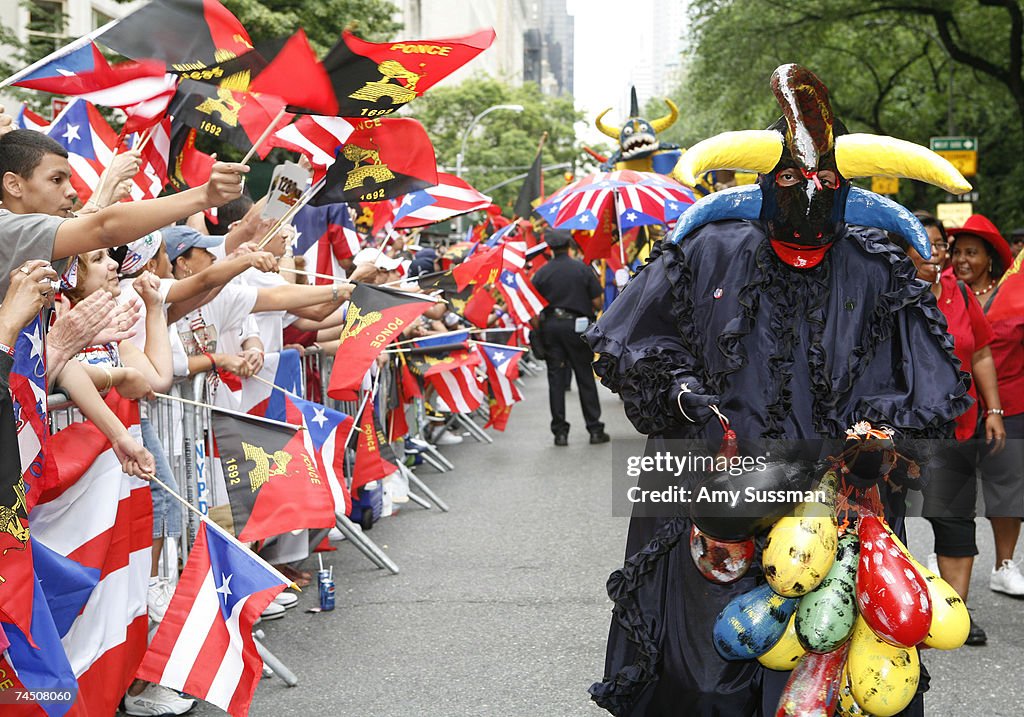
[549,307,581,320]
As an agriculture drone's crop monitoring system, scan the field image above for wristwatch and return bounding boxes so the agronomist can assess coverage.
[986,408,1005,417]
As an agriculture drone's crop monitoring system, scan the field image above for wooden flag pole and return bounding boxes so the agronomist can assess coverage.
[134,127,155,154]
[142,471,299,590]
[241,106,288,165]
[153,391,305,431]
[278,266,355,285]
[247,373,364,432]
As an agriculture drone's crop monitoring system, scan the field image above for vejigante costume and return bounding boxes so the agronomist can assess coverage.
[587,65,974,716]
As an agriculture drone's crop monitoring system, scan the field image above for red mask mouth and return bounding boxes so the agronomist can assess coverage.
[770,238,834,269]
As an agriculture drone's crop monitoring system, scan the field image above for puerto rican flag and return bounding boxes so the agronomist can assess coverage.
[11,315,48,508]
[212,349,303,420]
[427,349,485,414]
[392,173,491,229]
[3,392,152,717]
[137,522,288,717]
[45,99,119,203]
[291,203,360,283]
[14,104,49,132]
[496,269,547,323]
[128,118,171,201]
[479,343,524,408]
[286,395,355,515]
[270,114,355,181]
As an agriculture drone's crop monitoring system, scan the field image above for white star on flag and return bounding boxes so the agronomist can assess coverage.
[579,214,591,224]
[215,573,233,603]
[669,202,678,210]
[27,325,43,360]
[625,211,638,221]
[492,351,506,363]
[312,406,329,428]
[401,194,415,206]
[62,124,81,143]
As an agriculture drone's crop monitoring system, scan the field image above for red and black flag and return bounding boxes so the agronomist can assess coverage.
[168,79,289,156]
[97,0,253,71]
[416,270,475,318]
[211,411,334,541]
[513,149,544,220]
[352,401,398,498]
[297,28,495,117]
[0,369,35,641]
[313,117,438,206]
[166,124,215,191]
[328,283,435,401]
[247,29,338,116]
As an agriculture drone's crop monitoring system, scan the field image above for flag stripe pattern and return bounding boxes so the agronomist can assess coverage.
[393,173,492,228]
[497,269,547,323]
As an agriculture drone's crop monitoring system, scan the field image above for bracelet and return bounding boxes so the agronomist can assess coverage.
[0,342,14,358]
[332,284,339,302]
[987,408,1005,416]
[203,351,218,371]
[99,367,113,392]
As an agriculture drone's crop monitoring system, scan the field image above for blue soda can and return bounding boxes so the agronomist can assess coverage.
[319,576,335,611]
[317,569,330,590]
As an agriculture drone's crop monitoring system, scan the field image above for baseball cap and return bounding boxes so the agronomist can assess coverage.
[545,230,573,250]
[353,247,403,271]
[163,226,225,263]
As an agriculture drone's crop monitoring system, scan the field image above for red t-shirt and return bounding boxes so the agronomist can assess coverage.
[937,270,993,440]
[984,273,1024,418]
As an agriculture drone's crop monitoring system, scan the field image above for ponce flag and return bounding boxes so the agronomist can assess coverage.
[393,173,492,228]
[211,409,334,541]
[137,522,288,717]
[327,283,435,401]
[352,400,398,498]
[168,79,290,157]
[297,28,495,117]
[3,392,152,717]
[166,123,216,191]
[313,117,438,206]
[96,0,253,70]
[247,29,338,116]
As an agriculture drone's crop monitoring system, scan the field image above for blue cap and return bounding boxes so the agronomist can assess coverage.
[163,225,224,263]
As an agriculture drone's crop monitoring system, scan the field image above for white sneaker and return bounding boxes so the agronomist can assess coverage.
[990,559,1024,596]
[433,429,463,445]
[147,577,175,624]
[273,591,298,609]
[260,601,287,620]
[123,683,196,716]
[926,552,939,575]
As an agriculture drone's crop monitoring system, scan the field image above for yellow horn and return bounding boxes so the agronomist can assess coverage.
[650,98,679,134]
[594,108,620,140]
[835,134,972,195]
[676,130,784,187]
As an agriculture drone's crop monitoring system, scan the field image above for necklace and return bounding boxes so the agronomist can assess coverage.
[974,279,997,296]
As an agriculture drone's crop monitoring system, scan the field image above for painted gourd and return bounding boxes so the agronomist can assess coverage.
[759,613,807,671]
[762,474,838,597]
[847,617,919,716]
[713,582,799,661]
[774,642,850,717]
[856,515,930,647]
[795,533,859,652]
[689,525,755,584]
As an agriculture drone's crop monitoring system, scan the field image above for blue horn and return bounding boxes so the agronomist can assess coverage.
[668,185,762,244]
[844,187,931,259]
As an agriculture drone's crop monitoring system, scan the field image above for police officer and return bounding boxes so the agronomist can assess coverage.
[531,231,609,446]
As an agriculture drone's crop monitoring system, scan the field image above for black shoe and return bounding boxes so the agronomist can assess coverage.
[554,433,568,447]
[589,431,610,445]
[966,614,987,645]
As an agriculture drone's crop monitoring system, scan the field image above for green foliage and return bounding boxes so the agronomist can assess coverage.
[675,0,1024,229]
[411,74,583,212]
[221,0,401,52]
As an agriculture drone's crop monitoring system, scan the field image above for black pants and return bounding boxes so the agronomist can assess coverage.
[540,316,603,436]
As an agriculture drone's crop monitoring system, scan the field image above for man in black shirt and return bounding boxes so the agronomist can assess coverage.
[531,231,609,446]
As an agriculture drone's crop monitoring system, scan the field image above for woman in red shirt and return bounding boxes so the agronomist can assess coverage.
[898,212,1005,646]
[947,214,1024,603]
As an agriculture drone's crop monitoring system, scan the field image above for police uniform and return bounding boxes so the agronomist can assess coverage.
[531,233,608,445]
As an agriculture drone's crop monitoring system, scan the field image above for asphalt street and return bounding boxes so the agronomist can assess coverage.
[189,372,1023,717]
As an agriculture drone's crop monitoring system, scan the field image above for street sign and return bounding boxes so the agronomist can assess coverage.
[871,176,900,195]
[929,136,977,151]
[929,136,978,177]
[936,202,973,229]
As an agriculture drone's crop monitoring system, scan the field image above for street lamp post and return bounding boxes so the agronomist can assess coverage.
[454,103,524,234]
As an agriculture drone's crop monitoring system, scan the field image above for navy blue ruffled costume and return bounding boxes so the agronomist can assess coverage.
[586,221,971,716]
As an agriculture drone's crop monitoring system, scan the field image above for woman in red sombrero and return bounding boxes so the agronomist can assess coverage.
[948,214,1024,598]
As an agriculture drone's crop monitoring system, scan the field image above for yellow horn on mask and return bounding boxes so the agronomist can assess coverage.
[650,99,679,134]
[675,130,784,187]
[594,108,620,140]
[835,134,972,195]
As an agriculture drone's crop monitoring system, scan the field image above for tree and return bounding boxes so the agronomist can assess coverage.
[411,74,583,213]
[674,0,1024,228]
[221,0,401,51]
